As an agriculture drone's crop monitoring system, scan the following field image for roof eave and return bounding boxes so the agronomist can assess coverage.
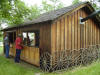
[1,20,52,31]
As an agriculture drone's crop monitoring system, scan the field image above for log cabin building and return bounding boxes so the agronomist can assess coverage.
[2,2,100,67]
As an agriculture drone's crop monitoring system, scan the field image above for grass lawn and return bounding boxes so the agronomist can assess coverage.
[0,56,41,75]
[0,55,100,75]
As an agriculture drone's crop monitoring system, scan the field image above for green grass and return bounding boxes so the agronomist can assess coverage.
[0,46,3,54]
[0,56,41,75]
[44,61,100,75]
[52,61,100,75]
[0,55,100,75]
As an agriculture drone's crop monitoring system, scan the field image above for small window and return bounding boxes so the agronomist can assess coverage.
[28,32,35,46]
[23,32,27,45]
[23,32,37,47]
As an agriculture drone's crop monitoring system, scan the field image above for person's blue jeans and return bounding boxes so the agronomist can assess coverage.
[5,45,10,58]
[15,49,21,63]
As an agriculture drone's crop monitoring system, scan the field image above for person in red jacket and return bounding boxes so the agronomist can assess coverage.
[15,34,23,63]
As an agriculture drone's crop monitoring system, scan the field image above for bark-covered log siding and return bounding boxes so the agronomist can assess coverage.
[51,8,100,53]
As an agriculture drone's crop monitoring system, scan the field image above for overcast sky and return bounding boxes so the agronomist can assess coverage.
[21,0,90,7]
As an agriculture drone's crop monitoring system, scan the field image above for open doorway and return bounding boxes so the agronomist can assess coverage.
[4,31,16,56]
[4,31,16,53]
[8,31,16,44]
[8,32,16,44]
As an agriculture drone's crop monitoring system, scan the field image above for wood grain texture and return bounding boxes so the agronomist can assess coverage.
[51,7,100,53]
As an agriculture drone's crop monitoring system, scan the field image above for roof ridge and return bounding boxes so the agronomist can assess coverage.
[38,1,89,18]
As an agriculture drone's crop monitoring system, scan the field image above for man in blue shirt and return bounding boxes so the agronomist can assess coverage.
[4,34,10,58]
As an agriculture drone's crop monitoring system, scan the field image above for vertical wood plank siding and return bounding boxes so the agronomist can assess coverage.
[10,45,40,66]
[40,23,51,53]
[74,11,78,49]
[51,8,100,53]
[57,21,61,51]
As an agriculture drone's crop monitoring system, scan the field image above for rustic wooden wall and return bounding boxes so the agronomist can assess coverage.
[40,23,51,54]
[21,22,51,53]
[9,44,40,66]
[51,7,100,53]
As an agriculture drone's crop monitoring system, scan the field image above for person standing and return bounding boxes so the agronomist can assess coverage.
[15,34,23,63]
[4,34,10,58]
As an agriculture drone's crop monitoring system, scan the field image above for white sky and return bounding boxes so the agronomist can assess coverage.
[22,0,90,7]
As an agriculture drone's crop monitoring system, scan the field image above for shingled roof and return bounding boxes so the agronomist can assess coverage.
[2,1,99,30]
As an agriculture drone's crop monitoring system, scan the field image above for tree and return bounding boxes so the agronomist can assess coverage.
[0,0,35,26]
[28,5,41,20]
[0,0,64,28]
[9,0,31,25]
[72,0,80,4]
[41,0,64,13]
[72,0,100,10]
[90,0,100,9]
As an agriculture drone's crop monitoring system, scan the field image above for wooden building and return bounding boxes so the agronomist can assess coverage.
[2,2,100,67]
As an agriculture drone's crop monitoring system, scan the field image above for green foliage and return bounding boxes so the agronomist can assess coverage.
[0,0,33,26]
[28,5,41,20]
[72,0,100,10]
[49,0,64,10]
[92,3,98,9]
[90,0,100,9]
[0,46,3,54]
[72,0,80,4]
[0,35,3,41]
[41,0,53,13]
[9,0,30,25]
[0,0,64,28]
[41,0,64,13]
[0,0,11,19]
